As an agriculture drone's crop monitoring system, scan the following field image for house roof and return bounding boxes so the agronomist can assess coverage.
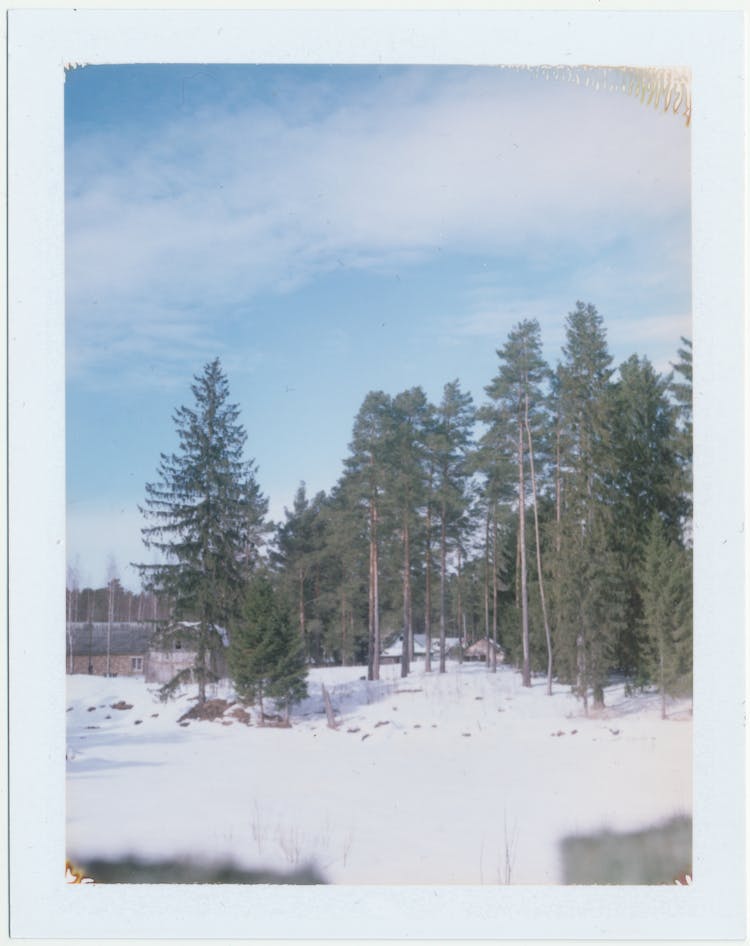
[168,620,230,647]
[67,622,153,657]
[381,634,461,658]
[465,638,505,656]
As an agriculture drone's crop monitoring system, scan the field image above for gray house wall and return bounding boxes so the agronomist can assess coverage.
[66,621,228,683]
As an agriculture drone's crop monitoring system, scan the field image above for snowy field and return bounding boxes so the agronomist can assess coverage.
[66,662,692,884]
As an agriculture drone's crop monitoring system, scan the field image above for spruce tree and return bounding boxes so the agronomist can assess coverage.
[640,515,692,718]
[553,511,626,711]
[607,355,683,679]
[671,337,693,463]
[136,358,267,702]
[670,337,693,537]
[274,483,327,662]
[553,302,619,707]
[239,469,272,575]
[228,575,308,724]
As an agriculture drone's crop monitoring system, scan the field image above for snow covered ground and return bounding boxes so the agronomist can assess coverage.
[66,662,692,884]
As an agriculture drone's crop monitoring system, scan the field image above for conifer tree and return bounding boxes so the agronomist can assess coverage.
[136,358,267,702]
[240,469,272,575]
[671,337,693,461]
[274,483,327,661]
[640,515,692,718]
[556,302,613,515]
[483,319,548,687]
[228,575,308,724]
[434,380,475,672]
[553,511,626,711]
[670,337,693,536]
[607,355,683,678]
[320,478,370,666]
[473,415,514,671]
[553,303,619,706]
[344,391,395,681]
[390,387,432,676]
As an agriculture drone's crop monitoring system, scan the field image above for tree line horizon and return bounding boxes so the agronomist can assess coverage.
[67,300,693,716]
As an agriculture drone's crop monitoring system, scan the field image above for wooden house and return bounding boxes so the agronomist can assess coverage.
[381,633,462,664]
[66,620,228,683]
[144,621,228,685]
[66,622,151,676]
[464,638,506,663]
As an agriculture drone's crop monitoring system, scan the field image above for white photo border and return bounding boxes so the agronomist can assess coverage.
[7,7,746,941]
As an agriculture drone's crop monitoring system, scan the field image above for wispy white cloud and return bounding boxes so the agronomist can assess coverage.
[441,284,689,377]
[608,311,691,374]
[66,67,690,387]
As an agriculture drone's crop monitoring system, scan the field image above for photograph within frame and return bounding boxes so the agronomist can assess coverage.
[64,60,694,888]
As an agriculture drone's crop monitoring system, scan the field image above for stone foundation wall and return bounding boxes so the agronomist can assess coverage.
[69,654,144,676]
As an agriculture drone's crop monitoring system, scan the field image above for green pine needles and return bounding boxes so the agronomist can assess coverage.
[640,515,693,718]
[133,304,693,718]
[136,358,272,704]
[228,575,308,725]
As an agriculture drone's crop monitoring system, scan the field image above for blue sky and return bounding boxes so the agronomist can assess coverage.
[65,64,691,590]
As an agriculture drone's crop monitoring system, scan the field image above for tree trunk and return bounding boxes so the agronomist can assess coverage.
[660,650,666,720]
[322,683,337,729]
[66,590,73,675]
[456,546,464,662]
[555,423,562,554]
[515,520,521,610]
[484,506,491,668]
[518,422,531,687]
[106,580,115,678]
[197,627,207,704]
[491,503,498,673]
[401,516,411,678]
[424,499,432,673]
[439,501,447,673]
[372,502,380,681]
[368,503,376,681]
[577,631,587,716]
[525,402,553,695]
[340,589,347,666]
[298,568,306,641]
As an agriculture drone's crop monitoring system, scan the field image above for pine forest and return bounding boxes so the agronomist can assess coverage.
[71,302,693,715]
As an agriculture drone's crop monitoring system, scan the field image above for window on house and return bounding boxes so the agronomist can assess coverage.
[131,656,143,672]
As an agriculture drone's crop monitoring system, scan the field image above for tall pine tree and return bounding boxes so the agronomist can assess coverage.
[390,387,432,677]
[434,381,475,673]
[483,319,548,687]
[344,391,395,681]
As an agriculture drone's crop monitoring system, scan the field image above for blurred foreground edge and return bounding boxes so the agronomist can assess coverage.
[67,857,326,884]
[560,815,691,885]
